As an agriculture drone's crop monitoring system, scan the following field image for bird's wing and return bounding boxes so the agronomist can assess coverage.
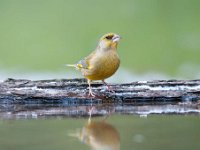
[66,50,96,70]
[65,59,89,70]
[76,59,89,69]
[76,50,96,70]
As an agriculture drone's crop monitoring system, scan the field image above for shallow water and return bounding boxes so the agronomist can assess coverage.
[0,104,200,150]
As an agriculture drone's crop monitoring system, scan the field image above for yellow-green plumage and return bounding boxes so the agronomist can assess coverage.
[82,49,120,80]
[66,33,121,96]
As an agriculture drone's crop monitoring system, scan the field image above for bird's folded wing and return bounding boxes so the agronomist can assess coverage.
[77,50,97,69]
[66,50,96,70]
[77,59,90,69]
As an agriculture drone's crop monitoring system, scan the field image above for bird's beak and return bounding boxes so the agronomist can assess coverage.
[112,35,121,42]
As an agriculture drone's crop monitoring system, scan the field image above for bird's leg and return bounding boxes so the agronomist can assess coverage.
[102,80,115,93]
[87,80,95,97]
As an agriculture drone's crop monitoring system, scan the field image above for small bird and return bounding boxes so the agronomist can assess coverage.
[66,33,121,96]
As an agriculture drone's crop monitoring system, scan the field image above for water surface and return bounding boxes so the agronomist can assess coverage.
[0,104,200,150]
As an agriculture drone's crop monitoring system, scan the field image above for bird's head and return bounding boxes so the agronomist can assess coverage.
[98,33,121,50]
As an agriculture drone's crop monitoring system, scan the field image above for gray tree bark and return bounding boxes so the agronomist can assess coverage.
[0,78,200,104]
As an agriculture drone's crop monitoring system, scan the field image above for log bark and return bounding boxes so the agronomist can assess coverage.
[0,78,200,104]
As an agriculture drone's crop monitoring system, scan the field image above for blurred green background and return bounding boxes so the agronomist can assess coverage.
[0,0,200,79]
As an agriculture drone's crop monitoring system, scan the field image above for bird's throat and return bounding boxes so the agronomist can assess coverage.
[111,42,118,49]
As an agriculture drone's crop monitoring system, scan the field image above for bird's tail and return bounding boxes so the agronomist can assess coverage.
[65,64,80,70]
[65,64,76,68]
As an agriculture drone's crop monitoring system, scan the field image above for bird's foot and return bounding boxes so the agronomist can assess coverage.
[88,88,95,97]
[102,80,115,93]
[106,85,115,93]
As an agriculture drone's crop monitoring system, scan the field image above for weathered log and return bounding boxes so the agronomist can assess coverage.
[0,78,200,104]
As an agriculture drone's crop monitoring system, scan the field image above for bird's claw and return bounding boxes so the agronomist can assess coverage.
[102,80,115,93]
[88,89,95,97]
[106,85,115,93]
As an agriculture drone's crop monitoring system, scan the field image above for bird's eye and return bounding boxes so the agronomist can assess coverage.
[105,35,113,40]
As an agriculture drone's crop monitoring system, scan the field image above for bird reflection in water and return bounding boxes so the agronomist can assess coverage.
[69,108,120,150]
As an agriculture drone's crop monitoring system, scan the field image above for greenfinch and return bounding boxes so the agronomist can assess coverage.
[67,33,121,96]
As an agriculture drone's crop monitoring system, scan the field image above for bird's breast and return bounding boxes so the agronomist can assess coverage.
[83,50,120,80]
